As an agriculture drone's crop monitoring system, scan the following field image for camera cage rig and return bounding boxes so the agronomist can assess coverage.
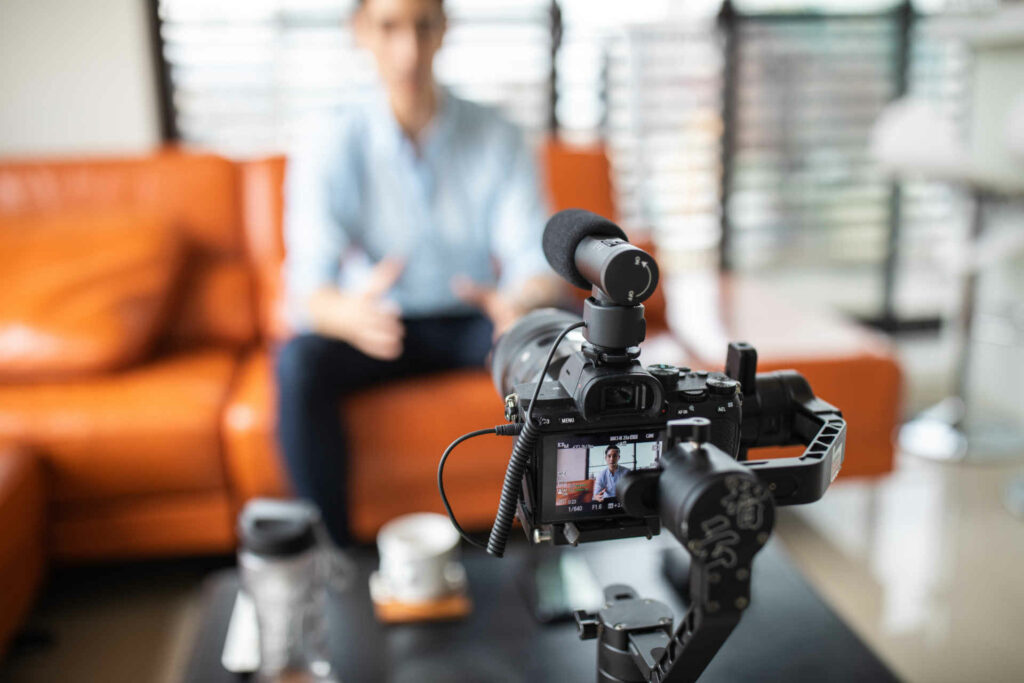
[508,340,847,550]
[436,209,847,683]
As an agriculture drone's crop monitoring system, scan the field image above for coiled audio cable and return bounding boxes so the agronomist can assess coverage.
[437,320,585,556]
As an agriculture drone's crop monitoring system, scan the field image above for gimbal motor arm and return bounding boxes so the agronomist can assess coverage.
[580,366,849,683]
[576,418,776,683]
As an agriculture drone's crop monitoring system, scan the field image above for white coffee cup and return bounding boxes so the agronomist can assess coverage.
[376,513,462,603]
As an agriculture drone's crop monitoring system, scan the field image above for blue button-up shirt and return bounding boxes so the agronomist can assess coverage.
[283,87,550,327]
[594,466,631,499]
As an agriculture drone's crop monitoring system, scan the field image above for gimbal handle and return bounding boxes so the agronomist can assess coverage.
[727,342,847,506]
[740,371,847,506]
[580,426,775,683]
[576,580,746,683]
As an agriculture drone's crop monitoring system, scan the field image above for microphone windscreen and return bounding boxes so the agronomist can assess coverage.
[542,209,628,289]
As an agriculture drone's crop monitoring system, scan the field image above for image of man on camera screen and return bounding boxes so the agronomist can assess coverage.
[275,0,560,545]
[593,445,630,502]
[590,440,662,503]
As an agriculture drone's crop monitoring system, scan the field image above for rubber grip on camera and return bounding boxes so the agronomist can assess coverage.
[710,419,740,458]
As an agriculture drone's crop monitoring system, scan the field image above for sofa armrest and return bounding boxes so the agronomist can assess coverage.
[0,445,47,657]
[665,274,902,478]
[222,350,290,510]
[220,346,519,542]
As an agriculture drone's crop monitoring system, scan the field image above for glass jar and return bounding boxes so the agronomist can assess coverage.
[238,499,335,683]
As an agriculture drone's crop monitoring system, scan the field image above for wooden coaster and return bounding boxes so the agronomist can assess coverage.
[369,568,473,624]
[372,591,473,624]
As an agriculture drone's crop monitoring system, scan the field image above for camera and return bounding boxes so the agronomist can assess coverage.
[484,209,847,553]
[491,308,747,545]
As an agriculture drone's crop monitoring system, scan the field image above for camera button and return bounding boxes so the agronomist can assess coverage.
[707,377,739,396]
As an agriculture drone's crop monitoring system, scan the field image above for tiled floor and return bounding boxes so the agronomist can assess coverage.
[778,454,1024,683]
[0,558,223,683]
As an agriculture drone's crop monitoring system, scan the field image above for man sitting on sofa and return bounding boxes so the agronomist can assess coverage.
[276,0,559,544]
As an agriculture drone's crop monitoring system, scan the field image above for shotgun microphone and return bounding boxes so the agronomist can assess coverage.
[541,209,659,306]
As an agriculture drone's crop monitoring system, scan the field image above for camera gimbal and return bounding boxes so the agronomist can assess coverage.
[441,209,847,682]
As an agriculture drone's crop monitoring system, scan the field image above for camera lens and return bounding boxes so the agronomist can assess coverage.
[488,308,583,398]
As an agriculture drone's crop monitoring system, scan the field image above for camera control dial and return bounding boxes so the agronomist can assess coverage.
[707,376,740,397]
[647,364,680,392]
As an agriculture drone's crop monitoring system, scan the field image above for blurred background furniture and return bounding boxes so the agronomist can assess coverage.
[873,6,1024,461]
[666,275,902,477]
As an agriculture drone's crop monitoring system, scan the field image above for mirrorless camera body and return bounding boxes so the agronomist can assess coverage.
[493,311,845,548]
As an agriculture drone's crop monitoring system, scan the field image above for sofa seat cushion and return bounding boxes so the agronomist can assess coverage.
[222,350,291,504]
[0,211,183,382]
[344,369,511,540]
[222,350,514,541]
[0,349,238,502]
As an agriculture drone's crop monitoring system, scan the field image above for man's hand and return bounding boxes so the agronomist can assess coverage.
[451,273,561,336]
[451,276,521,336]
[308,258,405,361]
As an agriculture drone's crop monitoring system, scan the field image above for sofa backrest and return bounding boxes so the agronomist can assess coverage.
[239,156,288,341]
[0,151,258,350]
[0,142,654,353]
[542,139,619,222]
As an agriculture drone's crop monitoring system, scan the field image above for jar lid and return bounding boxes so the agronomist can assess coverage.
[238,499,318,557]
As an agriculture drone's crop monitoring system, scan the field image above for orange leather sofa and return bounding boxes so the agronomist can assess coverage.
[0,145,900,568]
[1,153,257,560]
[0,144,632,559]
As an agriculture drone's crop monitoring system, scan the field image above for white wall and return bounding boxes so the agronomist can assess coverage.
[0,0,160,156]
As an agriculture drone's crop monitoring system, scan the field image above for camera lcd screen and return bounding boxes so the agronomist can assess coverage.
[549,430,663,519]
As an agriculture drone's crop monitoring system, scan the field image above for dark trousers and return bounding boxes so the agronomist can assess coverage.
[275,314,493,545]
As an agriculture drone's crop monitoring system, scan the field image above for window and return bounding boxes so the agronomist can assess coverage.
[156,0,553,155]
[155,0,975,322]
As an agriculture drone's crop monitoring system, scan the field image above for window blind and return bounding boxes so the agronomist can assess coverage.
[156,0,975,320]
[157,0,553,155]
